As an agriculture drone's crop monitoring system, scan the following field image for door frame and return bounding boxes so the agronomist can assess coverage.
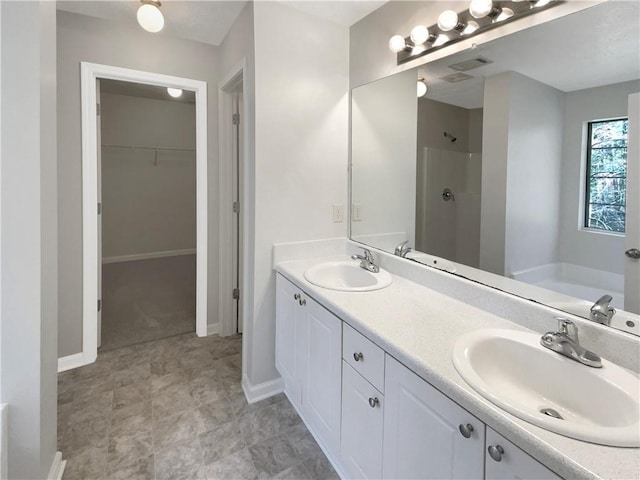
[218,59,247,336]
[80,62,208,364]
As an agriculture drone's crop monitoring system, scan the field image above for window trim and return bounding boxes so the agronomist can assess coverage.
[582,116,628,235]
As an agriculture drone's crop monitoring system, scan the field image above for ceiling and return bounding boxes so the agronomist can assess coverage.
[56,0,387,46]
[101,79,197,103]
[420,1,640,109]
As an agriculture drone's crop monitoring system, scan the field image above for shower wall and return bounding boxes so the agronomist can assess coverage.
[415,98,483,267]
[416,148,482,266]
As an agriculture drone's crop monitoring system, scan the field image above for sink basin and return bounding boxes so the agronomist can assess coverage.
[452,328,640,446]
[550,301,639,336]
[405,252,457,273]
[304,260,392,292]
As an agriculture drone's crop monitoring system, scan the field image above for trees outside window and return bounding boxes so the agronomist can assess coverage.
[584,118,628,233]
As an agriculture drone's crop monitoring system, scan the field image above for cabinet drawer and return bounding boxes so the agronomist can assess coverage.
[343,323,385,391]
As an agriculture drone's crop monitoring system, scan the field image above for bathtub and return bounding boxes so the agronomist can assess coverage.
[511,262,625,308]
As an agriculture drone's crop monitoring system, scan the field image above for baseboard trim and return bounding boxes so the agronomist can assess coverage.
[207,322,220,336]
[57,353,88,373]
[102,248,196,264]
[47,452,66,480]
[241,374,284,404]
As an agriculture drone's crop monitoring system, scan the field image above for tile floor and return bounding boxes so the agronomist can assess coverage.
[58,332,338,480]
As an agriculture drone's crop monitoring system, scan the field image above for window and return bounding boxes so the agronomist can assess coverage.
[584,118,628,233]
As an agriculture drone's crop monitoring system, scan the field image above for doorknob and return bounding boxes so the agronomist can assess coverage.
[625,248,640,259]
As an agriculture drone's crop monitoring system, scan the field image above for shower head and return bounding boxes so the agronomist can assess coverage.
[444,131,457,142]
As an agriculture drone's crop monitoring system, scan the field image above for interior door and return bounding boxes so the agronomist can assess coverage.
[97,78,103,347]
[625,93,639,314]
[232,90,243,333]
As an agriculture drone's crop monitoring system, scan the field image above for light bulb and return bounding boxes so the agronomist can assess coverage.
[462,21,480,35]
[417,80,427,97]
[167,88,183,98]
[137,3,164,33]
[469,0,494,18]
[437,10,459,31]
[388,35,407,53]
[410,25,430,46]
[495,7,514,21]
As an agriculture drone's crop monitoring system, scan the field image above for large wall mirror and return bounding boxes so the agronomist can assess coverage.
[351,1,640,336]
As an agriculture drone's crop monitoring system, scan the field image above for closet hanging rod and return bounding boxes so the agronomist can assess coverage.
[102,144,196,153]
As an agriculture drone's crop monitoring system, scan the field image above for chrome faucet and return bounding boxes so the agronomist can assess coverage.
[540,318,602,368]
[394,241,412,258]
[351,248,380,273]
[590,294,616,325]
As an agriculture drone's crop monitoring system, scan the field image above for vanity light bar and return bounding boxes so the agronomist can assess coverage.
[391,0,561,65]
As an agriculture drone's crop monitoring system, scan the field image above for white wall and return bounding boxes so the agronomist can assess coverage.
[481,72,564,276]
[1,2,58,478]
[559,80,640,275]
[504,72,564,276]
[57,11,220,357]
[251,2,349,387]
[101,92,196,259]
[351,70,417,251]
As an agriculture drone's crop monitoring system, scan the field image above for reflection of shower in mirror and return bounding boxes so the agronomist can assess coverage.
[443,131,457,142]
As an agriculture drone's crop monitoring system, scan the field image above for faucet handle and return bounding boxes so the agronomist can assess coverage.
[556,317,578,342]
[363,248,375,263]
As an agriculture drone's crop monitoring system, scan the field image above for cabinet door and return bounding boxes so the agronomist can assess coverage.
[302,297,342,454]
[383,356,484,480]
[485,428,560,480]
[341,362,384,480]
[275,275,303,406]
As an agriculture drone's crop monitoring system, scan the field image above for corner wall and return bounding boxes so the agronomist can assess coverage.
[250,2,349,387]
[1,2,58,478]
[57,11,220,357]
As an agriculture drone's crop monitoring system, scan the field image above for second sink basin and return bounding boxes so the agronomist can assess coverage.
[452,328,640,447]
[304,260,392,292]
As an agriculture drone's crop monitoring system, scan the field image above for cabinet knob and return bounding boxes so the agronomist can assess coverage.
[488,445,504,462]
[299,298,306,306]
[458,423,474,438]
[368,397,379,408]
[293,293,300,300]
[353,352,364,362]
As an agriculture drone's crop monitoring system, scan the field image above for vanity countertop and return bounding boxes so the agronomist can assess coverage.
[275,257,640,480]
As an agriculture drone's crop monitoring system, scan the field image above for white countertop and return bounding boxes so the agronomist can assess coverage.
[275,256,640,480]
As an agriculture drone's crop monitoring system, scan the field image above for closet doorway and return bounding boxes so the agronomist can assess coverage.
[81,63,208,364]
[99,79,197,351]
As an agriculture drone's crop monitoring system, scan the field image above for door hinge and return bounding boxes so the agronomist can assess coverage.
[233,201,240,213]
[232,113,240,125]
[98,299,102,312]
[97,202,102,215]
[233,288,240,300]
[97,103,101,116]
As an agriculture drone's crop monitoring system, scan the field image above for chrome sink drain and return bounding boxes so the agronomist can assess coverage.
[540,408,563,420]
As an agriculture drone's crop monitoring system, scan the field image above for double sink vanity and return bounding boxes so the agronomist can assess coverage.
[273,242,640,480]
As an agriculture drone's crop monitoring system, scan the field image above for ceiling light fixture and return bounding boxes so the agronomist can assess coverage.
[417,78,428,97]
[167,87,183,98]
[389,0,558,65]
[137,0,164,33]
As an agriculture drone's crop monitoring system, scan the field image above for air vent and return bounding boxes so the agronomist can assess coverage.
[448,57,493,72]
[440,72,474,83]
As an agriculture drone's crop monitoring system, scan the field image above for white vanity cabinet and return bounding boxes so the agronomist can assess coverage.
[340,324,386,479]
[275,275,306,408]
[485,428,561,480]
[383,355,485,479]
[275,274,342,455]
[341,362,385,479]
[275,273,563,480]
